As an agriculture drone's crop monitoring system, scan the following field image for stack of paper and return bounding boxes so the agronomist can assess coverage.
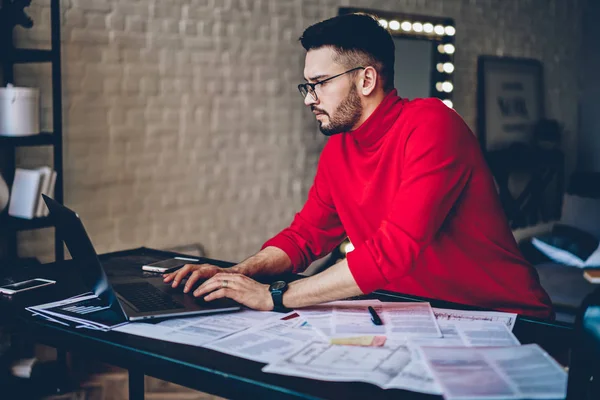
[28,295,567,399]
[260,304,566,399]
[8,166,56,219]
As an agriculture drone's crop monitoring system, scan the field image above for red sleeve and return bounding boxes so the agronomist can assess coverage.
[262,149,346,273]
[346,107,474,293]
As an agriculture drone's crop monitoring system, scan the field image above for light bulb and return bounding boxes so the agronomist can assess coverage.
[344,242,355,254]
[442,81,454,93]
[445,26,456,36]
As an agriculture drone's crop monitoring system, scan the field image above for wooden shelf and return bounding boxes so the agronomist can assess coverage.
[2,48,54,64]
[0,132,55,147]
[1,215,54,232]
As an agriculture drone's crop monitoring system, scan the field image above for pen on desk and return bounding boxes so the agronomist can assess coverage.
[368,306,383,326]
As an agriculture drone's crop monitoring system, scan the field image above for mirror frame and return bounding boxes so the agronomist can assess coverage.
[338,7,456,108]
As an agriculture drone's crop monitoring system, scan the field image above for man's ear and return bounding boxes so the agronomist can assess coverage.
[359,66,378,96]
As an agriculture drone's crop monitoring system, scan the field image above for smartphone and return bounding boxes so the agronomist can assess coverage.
[142,258,195,273]
[0,278,56,295]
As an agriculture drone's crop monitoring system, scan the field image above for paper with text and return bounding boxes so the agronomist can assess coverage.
[114,309,280,346]
[203,316,326,363]
[419,344,567,399]
[297,301,441,340]
[262,341,442,395]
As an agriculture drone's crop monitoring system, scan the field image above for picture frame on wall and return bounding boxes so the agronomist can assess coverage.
[476,56,544,152]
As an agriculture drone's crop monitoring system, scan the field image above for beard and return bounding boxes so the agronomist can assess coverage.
[313,85,363,136]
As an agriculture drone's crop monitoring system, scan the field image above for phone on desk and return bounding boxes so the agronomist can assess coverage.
[142,258,198,274]
[0,278,56,295]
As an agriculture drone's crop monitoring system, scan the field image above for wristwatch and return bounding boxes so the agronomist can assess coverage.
[269,280,289,312]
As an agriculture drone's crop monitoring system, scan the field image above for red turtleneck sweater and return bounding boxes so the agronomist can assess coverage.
[262,90,553,319]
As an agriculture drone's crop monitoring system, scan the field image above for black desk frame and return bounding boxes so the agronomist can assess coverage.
[1,247,573,400]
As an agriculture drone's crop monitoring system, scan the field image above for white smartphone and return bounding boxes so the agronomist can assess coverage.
[0,278,56,295]
[142,258,197,273]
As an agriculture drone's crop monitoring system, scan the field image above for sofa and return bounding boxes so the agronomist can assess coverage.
[519,172,600,323]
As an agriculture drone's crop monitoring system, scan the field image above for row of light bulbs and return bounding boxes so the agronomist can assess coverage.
[379,19,455,37]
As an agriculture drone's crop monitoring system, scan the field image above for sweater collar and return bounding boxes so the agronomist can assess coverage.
[346,89,404,148]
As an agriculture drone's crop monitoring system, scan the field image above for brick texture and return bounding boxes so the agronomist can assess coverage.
[11,0,583,263]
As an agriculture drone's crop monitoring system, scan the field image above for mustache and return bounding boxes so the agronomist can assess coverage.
[311,107,328,116]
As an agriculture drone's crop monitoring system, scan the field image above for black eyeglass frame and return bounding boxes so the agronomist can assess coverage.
[298,66,365,101]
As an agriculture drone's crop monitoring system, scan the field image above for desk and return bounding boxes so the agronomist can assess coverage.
[0,247,573,400]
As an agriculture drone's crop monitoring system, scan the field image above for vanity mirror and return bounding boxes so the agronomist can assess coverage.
[339,7,456,107]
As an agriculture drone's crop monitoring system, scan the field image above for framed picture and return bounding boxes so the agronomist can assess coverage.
[477,56,544,152]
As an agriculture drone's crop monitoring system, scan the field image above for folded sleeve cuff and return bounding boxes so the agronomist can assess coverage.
[262,235,307,274]
[346,245,388,294]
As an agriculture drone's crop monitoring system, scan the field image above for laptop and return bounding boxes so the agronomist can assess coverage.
[43,195,241,321]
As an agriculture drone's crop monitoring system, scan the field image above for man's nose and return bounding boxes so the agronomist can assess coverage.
[304,93,318,107]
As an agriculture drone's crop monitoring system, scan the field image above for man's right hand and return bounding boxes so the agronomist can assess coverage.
[163,264,241,294]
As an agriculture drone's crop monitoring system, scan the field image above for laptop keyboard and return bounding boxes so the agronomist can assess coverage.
[113,282,185,313]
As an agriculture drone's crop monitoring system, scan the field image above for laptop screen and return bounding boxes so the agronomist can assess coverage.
[43,195,121,311]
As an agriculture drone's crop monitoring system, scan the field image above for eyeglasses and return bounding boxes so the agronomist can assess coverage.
[298,67,365,101]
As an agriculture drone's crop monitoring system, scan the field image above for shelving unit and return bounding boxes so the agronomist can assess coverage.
[0,0,64,263]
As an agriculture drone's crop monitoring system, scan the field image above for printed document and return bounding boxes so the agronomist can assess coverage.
[297,301,441,340]
[262,341,442,395]
[204,315,326,363]
[419,344,567,399]
[294,300,381,339]
[114,309,279,346]
[410,321,520,348]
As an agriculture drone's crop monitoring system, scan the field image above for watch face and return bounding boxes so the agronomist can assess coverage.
[270,281,286,291]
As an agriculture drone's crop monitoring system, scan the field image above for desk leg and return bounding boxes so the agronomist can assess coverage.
[128,369,144,400]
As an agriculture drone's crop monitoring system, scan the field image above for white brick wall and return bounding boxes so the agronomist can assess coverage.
[10,0,583,263]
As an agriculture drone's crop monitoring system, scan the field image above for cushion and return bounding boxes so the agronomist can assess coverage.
[534,262,597,310]
[531,224,600,267]
[561,194,600,239]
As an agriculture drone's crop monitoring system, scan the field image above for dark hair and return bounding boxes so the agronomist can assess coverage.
[299,13,395,92]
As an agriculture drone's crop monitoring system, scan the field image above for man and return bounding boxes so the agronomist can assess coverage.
[164,13,553,319]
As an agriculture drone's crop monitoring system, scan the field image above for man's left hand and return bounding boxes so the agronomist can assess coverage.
[193,272,274,311]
